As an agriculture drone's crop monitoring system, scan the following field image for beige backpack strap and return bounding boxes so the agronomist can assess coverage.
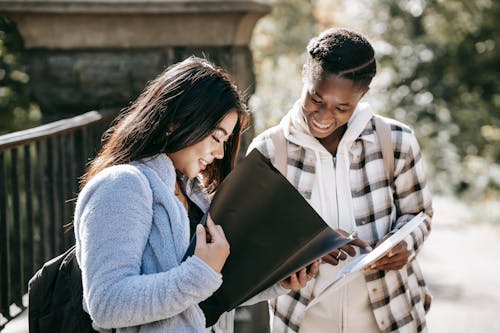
[374,116,394,184]
[268,125,288,177]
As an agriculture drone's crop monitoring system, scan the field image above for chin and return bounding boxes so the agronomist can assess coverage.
[185,171,199,179]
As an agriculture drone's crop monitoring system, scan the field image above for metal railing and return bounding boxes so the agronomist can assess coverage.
[0,109,117,330]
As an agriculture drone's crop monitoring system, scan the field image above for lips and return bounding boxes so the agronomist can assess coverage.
[310,117,334,132]
[199,158,211,171]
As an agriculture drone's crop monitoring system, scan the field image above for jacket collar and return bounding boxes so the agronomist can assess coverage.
[357,117,376,144]
[135,154,176,192]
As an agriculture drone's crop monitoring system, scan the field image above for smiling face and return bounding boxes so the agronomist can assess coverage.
[168,110,239,178]
[301,71,366,141]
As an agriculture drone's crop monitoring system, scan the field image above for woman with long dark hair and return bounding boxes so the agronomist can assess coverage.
[74,57,248,332]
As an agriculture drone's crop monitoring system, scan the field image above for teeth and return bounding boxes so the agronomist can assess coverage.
[312,118,332,129]
[200,159,208,166]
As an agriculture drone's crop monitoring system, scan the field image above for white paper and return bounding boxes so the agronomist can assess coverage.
[332,212,426,288]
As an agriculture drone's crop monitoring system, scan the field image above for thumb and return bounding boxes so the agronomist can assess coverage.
[195,224,207,246]
[349,237,373,252]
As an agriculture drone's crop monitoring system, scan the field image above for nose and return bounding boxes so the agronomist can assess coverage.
[314,104,333,120]
[213,142,224,159]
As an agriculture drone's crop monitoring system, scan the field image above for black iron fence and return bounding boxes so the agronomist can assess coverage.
[0,109,117,330]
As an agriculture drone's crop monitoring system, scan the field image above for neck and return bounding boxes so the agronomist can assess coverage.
[318,124,347,155]
[174,179,189,211]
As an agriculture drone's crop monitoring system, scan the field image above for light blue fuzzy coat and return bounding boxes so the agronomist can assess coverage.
[73,154,222,332]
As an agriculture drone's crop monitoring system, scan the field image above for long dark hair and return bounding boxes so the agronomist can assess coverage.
[81,56,248,189]
[305,28,377,90]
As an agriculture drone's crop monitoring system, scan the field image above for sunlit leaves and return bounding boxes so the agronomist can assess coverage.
[251,0,499,198]
[0,15,40,134]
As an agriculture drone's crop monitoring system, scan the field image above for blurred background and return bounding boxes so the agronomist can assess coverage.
[249,0,499,206]
[1,0,499,332]
[2,0,499,207]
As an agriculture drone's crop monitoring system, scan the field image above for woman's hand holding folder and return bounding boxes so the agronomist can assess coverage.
[280,260,320,291]
[321,229,372,266]
[194,214,230,273]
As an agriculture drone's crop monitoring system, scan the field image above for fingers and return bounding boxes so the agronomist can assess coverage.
[297,267,308,286]
[195,224,207,246]
[322,253,339,266]
[280,262,320,291]
[372,259,407,271]
[307,260,320,278]
[339,244,356,257]
[205,215,225,243]
[322,248,351,266]
[336,228,372,252]
[281,269,307,291]
[335,229,351,237]
[349,237,373,252]
[205,215,217,238]
[367,242,409,271]
[193,215,230,273]
[387,241,407,257]
[280,273,295,290]
[369,254,407,270]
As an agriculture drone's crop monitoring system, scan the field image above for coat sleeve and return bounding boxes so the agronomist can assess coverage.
[75,166,222,329]
[391,129,433,255]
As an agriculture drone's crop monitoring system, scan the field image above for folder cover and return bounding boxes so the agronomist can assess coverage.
[184,149,352,326]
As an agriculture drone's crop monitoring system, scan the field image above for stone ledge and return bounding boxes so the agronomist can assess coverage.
[0,0,271,48]
[0,0,271,14]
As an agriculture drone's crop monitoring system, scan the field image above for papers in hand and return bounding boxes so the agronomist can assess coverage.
[332,212,427,288]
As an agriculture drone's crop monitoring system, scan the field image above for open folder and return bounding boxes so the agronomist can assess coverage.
[183,149,352,327]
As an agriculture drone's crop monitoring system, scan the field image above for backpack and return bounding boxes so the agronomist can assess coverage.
[28,245,97,333]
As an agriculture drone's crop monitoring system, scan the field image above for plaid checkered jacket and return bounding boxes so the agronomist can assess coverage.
[248,114,433,333]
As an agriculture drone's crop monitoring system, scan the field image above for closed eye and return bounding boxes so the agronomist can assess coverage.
[211,135,221,143]
[308,91,323,105]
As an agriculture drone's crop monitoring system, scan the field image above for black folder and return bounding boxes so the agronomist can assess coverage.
[183,149,352,327]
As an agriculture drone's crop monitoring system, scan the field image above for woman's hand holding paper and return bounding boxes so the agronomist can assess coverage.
[367,239,409,271]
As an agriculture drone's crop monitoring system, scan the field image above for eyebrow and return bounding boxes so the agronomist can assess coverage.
[311,90,351,106]
[215,126,229,136]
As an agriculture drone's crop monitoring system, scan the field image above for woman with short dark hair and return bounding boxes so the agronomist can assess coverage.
[249,28,433,332]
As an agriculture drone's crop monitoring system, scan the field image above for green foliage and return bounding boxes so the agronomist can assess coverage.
[250,0,500,199]
[359,0,500,198]
[249,0,317,131]
[0,15,41,135]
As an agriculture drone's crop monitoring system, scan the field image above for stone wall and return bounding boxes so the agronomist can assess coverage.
[0,0,270,118]
[28,46,254,116]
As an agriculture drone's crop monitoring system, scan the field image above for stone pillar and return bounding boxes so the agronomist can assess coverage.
[0,1,272,331]
[0,0,270,120]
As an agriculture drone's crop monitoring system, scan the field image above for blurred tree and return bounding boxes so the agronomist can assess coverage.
[0,15,41,134]
[353,0,500,198]
[250,0,318,131]
[251,0,499,199]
